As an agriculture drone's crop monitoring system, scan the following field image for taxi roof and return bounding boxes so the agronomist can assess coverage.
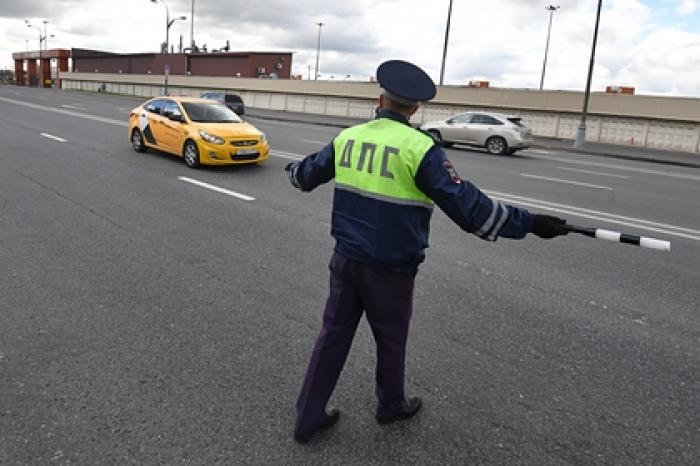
[158,96,210,103]
[141,96,217,104]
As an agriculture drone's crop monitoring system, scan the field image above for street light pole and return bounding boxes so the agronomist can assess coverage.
[439,0,453,86]
[315,22,324,80]
[167,15,187,53]
[190,0,195,49]
[43,20,49,51]
[574,0,603,149]
[540,5,559,90]
[152,0,169,53]
[151,0,186,53]
[25,20,44,52]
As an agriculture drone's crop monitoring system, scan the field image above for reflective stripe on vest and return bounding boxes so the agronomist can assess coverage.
[333,118,434,208]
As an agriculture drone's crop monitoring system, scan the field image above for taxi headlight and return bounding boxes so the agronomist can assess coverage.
[259,132,267,144]
[199,130,224,145]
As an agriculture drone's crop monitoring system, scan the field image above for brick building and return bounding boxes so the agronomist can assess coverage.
[12,47,293,88]
[70,48,293,79]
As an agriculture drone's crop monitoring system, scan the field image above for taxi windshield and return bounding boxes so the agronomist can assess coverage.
[182,102,242,123]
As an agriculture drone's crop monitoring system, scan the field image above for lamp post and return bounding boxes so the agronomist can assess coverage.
[439,0,453,86]
[43,20,49,51]
[574,0,603,149]
[540,5,559,90]
[25,20,45,52]
[151,0,186,53]
[190,0,195,49]
[168,15,187,53]
[315,22,324,80]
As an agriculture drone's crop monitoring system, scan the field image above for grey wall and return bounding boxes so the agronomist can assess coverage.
[60,72,700,155]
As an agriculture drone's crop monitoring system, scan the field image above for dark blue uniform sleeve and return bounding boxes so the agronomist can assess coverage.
[415,145,534,240]
[288,142,336,192]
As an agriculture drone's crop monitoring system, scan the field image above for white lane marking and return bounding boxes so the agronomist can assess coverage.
[487,190,700,234]
[556,166,630,179]
[6,92,692,184]
[485,189,700,241]
[520,173,613,190]
[532,154,700,181]
[523,149,550,154]
[270,149,305,161]
[1,95,694,240]
[40,133,67,142]
[301,139,328,145]
[177,176,255,201]
[0,96,127,127]
[268,148,695,240]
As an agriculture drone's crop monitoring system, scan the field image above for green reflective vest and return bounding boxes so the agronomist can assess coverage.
[333,118,434,208]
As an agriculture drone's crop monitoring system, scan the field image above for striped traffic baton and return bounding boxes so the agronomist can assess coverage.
[564,224,671,252]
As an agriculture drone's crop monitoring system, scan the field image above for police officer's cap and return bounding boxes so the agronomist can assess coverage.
[377,60,436,106]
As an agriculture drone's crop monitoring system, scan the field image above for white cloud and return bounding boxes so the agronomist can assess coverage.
[2,0,700,97]
[676,0,697,14]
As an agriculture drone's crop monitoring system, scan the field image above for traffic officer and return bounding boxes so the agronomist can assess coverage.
[285,59,568,444]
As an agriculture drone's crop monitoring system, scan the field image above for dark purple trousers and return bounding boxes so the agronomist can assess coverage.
[295,252,415,436]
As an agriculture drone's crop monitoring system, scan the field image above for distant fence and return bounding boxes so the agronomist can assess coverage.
[60,72,700,155]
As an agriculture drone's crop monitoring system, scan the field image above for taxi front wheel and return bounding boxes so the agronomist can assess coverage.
[183,140,200,168]
[131,128,147,153]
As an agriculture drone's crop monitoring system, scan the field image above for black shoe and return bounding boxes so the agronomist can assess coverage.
[294,409,340,444]
[376,397,422,425]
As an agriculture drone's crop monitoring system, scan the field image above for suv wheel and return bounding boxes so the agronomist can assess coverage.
[486,136,507,155]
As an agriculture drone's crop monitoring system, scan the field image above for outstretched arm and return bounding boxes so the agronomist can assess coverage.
[285,142,336,192]
[415,146,567,240]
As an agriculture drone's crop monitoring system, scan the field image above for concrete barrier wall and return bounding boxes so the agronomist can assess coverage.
[60,72,700,154]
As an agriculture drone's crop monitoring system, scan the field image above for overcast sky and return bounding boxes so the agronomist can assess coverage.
[2,0,700,96]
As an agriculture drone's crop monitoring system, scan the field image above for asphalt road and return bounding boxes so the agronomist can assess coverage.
[1,86,698,465]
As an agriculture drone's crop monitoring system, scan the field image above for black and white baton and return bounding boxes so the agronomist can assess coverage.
[564,224,671,252]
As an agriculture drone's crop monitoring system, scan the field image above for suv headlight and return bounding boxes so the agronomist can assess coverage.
[199,130,224,145]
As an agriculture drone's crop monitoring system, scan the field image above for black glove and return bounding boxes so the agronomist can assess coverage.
[285,162,301,189]
[531,214,569,239]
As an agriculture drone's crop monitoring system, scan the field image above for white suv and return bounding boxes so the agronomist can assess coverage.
[421,111,533,155]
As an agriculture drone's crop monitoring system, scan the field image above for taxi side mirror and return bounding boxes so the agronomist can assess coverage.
[168,113,184,123]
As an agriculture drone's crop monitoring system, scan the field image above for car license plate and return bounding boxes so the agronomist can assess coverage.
[236,149,258,156]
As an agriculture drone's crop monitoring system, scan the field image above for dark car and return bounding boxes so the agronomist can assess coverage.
[200,92,246,115]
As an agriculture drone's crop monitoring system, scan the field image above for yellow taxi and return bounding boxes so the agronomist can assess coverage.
[128,96,269,168]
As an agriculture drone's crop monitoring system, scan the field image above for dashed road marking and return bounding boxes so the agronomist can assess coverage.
[486,189,700,241]
[0,96,127,127]
[301,139,327,145]
[40,133,67,142]
[177,176,255,201]
[556,166,630,179]
[270,149,305,161]
[532,154,700,181]
[520,173,612,190]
